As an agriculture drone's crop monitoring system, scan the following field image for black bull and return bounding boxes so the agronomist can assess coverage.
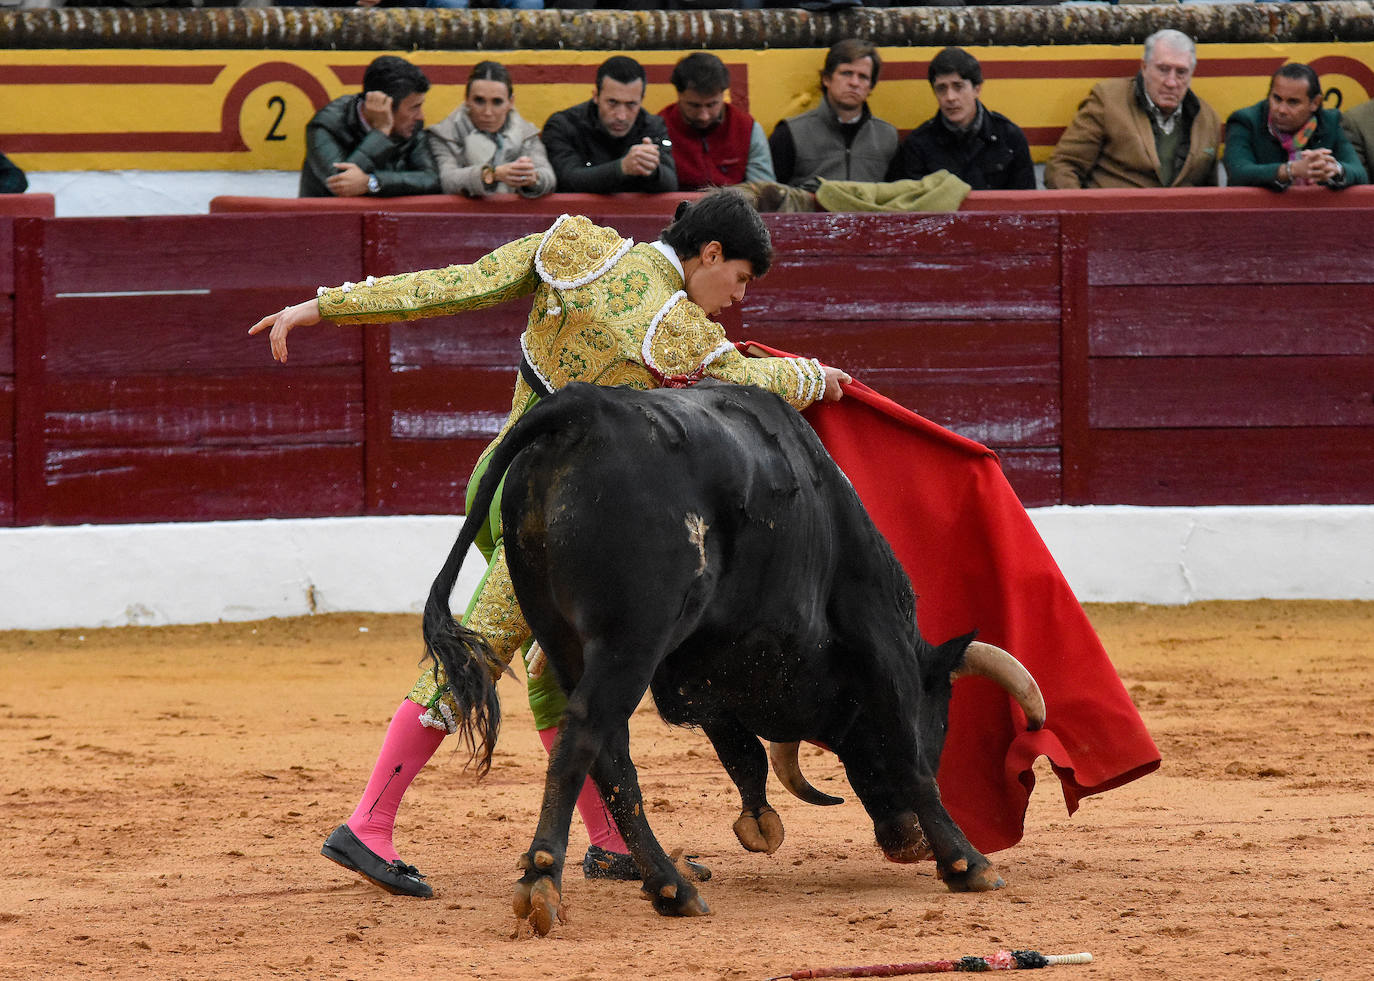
[422,381,1045,935]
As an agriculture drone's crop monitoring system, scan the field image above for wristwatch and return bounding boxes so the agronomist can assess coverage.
[366,173,380,195]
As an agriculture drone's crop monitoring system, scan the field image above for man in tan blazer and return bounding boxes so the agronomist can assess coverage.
[1341,98,1374,176]
[1045,30,1221,189]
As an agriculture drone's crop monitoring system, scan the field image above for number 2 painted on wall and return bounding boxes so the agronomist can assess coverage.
[265,95,288,142]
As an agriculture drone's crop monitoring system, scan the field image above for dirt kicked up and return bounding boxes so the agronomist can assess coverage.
[2,601,1371,981]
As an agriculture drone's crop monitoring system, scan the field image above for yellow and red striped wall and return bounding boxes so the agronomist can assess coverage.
[3,43,1372,172]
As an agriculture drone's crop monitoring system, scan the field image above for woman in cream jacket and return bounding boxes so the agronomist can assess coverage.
[428,61,556,198]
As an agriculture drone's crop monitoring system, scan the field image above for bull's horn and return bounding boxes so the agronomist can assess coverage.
[954,642,1047,731]
[768,741,844,806]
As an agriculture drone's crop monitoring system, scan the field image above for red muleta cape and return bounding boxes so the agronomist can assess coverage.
[746,343,1160,853]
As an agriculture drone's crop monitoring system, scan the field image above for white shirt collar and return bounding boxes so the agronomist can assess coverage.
[1142,90,1183,136]
[650,240,685,283]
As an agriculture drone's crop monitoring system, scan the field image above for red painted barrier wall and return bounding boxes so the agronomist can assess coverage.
[4,196,1371,526]
[11,213,366,525]
[0,198,54,524]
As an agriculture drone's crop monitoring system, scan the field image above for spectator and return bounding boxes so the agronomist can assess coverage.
[0,151,26,194]
[888,46,1035,191]
[1341,97,1374,176]
[1225,64,1367,189]
[427,61,555,198]
[542,55,678,193]
[299,56,439,198]
[658,52,775,190]
[1044,29,1220,189]
[769,38,898,190]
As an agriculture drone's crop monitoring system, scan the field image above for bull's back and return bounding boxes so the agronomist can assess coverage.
[501,383,856,625]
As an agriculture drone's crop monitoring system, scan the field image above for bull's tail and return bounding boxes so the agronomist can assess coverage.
[420,388,590,779]
[421,495,503,778]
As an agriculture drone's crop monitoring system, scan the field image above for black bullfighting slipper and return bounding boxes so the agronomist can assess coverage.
[321,824,433,899]
[582,845,712,882]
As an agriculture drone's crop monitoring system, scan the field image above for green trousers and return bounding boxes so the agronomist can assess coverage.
[406,429,569,732]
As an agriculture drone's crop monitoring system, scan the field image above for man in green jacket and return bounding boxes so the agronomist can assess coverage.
[0,151,26,195]
[299,55,440,198]
[1224,63,1367,189]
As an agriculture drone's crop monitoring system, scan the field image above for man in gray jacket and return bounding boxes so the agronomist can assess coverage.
[299,55,440,198]
[769,38,898,190]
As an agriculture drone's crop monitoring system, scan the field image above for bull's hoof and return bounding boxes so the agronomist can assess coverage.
[937,859,1005,893]
[513,877,566,936]
[641,878,712,918]
[733,806,784,854]
[881,831,933,864]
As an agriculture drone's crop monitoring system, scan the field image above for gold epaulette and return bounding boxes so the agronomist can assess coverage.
[533,214,635,289]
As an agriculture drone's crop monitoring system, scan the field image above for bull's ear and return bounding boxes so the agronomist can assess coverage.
[930,629,978,685]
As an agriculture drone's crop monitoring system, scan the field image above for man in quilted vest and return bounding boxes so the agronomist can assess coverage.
[659,52,776,190]
[250,191,850,897]
[769,38,899,191]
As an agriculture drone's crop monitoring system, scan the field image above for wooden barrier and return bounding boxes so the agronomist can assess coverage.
[4,200,1371,526]
[210,192,702,217]
[0,194,55,218]
[10,213,366,525]
[962,185,1374,212]
[1060,208,1374,505]
[212,186,1374,217]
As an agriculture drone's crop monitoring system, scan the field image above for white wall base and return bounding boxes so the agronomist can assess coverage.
[25,170,298,217]
[2,506,1370,630]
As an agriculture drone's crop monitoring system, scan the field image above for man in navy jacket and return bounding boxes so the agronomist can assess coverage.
[889,47,1035,191]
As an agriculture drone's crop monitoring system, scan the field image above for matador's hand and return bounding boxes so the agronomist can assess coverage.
[248,298,323,364]
[822,364,852,401]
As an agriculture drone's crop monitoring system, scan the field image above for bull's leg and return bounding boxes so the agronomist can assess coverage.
[510,720,585,936]
[585,730,709,918]
[700,717,784,855]
[839,745,1003,893]
[901,776,1004,892]
[514,647,706,932]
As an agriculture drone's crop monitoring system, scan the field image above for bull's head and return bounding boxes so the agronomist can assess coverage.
[768,639,1045,806]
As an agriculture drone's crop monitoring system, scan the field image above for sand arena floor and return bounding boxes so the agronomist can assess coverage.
[2,601,1371,980]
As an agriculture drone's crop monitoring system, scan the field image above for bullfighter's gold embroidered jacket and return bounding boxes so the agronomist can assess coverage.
[316,214,828,458]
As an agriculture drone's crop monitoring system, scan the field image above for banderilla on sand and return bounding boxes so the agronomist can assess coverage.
[768,949,1094,979]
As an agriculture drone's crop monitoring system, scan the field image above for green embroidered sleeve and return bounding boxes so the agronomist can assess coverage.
[647,299,827,411]
[318,232,544,324]
[706,346,828,411]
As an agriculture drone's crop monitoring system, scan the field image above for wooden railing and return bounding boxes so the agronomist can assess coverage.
[5,188,1371,525]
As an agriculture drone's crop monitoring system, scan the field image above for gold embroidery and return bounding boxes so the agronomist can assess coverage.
[329,218,830,731]
[537,216,628,285]
[408,542,530,729]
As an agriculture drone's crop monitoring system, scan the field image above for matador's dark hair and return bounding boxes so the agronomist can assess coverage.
[660,189,772,277]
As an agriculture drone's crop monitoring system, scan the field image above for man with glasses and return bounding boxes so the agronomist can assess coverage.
[1045,30,1221,189]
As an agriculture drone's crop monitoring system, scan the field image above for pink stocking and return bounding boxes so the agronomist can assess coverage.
[345,699,446,862]
[538,726,630,853]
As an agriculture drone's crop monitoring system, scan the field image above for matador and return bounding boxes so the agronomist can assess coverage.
[249,190,850,897]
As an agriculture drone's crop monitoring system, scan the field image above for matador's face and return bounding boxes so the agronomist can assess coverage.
[684,245,754,318]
